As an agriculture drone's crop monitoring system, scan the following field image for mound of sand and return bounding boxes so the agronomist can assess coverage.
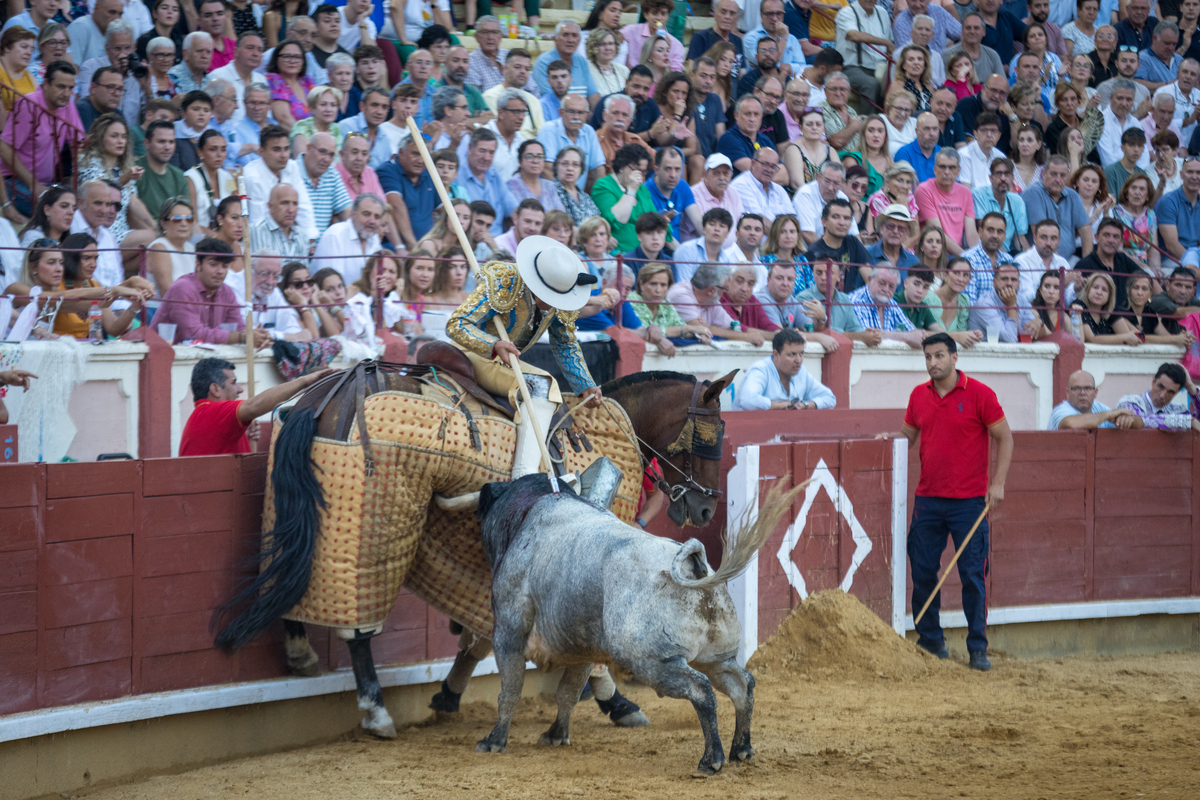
[748,589,937,681]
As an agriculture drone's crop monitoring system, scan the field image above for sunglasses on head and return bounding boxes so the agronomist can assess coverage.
[31,237,59,247]
[1118,45,1140,52]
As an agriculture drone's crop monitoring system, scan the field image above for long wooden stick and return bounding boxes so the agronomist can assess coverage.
[237,177,255,398]
[404,117,477,276]
[912,502,991,628]
[493,320,553,474]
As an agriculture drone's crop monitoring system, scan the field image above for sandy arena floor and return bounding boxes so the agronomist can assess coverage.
[80,592,1200,800]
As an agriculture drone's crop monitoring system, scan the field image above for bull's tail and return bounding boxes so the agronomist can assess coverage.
[669,478,807,590]
[213,406,325,651]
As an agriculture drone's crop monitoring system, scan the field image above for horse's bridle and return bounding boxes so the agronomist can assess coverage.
[637,380,725,503]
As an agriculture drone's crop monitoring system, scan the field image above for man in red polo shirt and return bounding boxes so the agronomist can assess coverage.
[882,332,1013,672]
[180,358,333,456]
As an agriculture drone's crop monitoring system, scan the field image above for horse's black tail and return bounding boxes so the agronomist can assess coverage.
[213,406,325,651]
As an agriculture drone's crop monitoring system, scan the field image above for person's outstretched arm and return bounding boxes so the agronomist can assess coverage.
[236,368,336,424]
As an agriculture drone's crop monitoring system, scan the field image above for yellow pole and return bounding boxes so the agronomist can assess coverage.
[404,117,477,275]
[911,503,991,628]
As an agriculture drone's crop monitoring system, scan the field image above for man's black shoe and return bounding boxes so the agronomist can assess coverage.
[918,639,949,659]
[969,651,992,671]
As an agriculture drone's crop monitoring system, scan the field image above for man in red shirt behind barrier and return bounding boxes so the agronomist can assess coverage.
[180,358,332,456]
[881,332,1013,672]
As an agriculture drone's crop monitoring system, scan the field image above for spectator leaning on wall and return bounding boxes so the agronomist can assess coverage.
[1047,370,1138,430]
[733,329,837,411]
[1116,363,1200,432]
[180,358,334,456]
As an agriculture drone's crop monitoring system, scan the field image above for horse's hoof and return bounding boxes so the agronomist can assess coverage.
[288,661,320,678]
[429,681,461,713]
[696,759,724,776]
[731,744,755,762]
[598,690,650,727]
[475,739,506,753]
[363,720,396,739]
[613,710,649,728]
[539,731,571,746]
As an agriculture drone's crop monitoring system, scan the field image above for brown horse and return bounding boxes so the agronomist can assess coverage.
[215,365,736,738]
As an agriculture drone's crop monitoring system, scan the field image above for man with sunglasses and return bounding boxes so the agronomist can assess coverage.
[1096,45,1152,112]
[1115,0,1158,52]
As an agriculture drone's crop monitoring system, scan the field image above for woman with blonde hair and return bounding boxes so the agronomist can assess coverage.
[1045,81,1101,164]
[289,85,345,154]
[416,198,472,254]
[701,41,737,107]
[1069,271,1141,344]
[942,51,980,100]
[640,33,671,90]
[627,261,711,342]
[840,115,892,197]
[881,87,918,157]
[577,215,615,279]
[888,44,935,113]
[429,245,471,309]
[586,26,629,97]
[32,23,71,86]
[541,209,576,249]
[147,196,196,298]
[4,240,148,319]
[77,113,153,243]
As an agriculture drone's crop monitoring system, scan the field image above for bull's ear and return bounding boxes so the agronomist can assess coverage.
[702,370,739,406]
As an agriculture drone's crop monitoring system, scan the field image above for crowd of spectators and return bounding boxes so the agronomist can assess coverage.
[0,0,1199,416]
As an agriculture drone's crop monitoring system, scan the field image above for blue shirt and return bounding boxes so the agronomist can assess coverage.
[455,166,518,235]
[848,285,916,332]
[783,4,810,42]
[643,177,696,241]
[1156,187,1200,249]
[743,27,806,74]
[686,28,744,62]
[224,116,262,170]
[960,242,1015,304]
[717,127,775,174]
[401,77,437,128]
[1115,17,1158,51]
[732,355,837,411]
[865,241,921,272]
[1020,183,1088,260]
[693,92,727,157]
[622,245,674,278]
[532,49,596,98]
[541,92,561,122]
[339,113,397,170]
[1047,399,1115,430]
[536,120,606,192]
[576,287,642,330]
[894,141,941,183]
[1134,51,1182,85]
[971,186,1028,254]
[377,163,437,241]
[982,8,1026,64]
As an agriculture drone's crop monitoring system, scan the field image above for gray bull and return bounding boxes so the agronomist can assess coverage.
[474,473,802,775]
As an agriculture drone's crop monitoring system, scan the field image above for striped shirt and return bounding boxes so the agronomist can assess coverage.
[466,48,541,96]
[249,217,307,261]
[960,242,1015,304]
[848,285,915,332]
[300,156,353,238]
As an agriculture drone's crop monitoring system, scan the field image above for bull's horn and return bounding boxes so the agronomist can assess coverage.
[434,492,481,511]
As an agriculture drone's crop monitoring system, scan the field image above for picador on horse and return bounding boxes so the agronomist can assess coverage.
[214,233,737,740]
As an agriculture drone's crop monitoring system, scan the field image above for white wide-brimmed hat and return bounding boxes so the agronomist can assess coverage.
[515,235,598,312]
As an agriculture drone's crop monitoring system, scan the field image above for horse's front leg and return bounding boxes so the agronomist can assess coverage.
[430,626,493,713]
[282,619,320,677]
[347,632,396,738]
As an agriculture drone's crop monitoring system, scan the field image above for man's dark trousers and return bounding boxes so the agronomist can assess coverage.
[908,495,990,653]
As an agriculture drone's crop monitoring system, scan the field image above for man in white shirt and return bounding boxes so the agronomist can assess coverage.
[246,251,308,341]
[1154,57,1200,149]
[1014,219,1070,308]
[729,148,794,226]
[70,180,124,287]
[205,31,265,114]
[957,111,1005,190]
[733,328,836,411]
[339,0,378,52]
[242,124,318,244]
[835,0,892,114]
[67,0,124,64]
[1098,79,1152,171]
[311,193,385,287]
[793,161,859,245]
[671,208,744,284]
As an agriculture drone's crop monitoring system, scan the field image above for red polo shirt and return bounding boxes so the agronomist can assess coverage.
[904,371,1005,499]
[179,400,251,456]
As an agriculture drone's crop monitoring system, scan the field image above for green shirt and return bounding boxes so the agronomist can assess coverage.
[796,285,865,333]
[895,287,938,330]
[1102,161,1145,199]
[135,158,190,221]
[591,174,658,253]
[129,124,146,158]
[628,290,684,329]
[923,290,971,332]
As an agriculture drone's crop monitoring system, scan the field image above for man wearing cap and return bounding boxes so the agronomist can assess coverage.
[686,153,743,245]
[867,205,922,273]
[447,235,602,477]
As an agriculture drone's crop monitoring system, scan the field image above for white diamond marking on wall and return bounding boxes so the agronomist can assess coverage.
[776,458,874,600]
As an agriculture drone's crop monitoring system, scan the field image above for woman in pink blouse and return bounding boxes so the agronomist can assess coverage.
[266,38,314,132]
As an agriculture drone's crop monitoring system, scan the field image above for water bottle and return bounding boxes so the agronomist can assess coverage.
[804,322,814,333]
[507,9,518,38]
[88,302,103,341]
[1071,309,1083,341]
